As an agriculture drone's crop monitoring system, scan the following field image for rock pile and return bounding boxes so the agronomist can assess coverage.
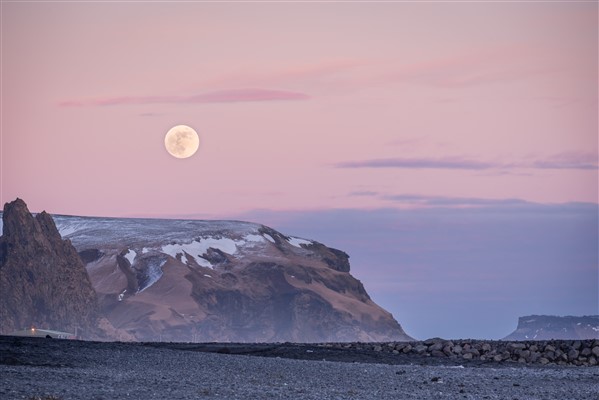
[321,338,599,366]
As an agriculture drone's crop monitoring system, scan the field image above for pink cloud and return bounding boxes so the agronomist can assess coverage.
[336,157,498,170]
[433,67,559,88]
[335,153,599,171]
[346,191,536,208]
[204,46,557,95]
[201,59,364,90]
[382,194,531,207]
[531,151,599,170]
[61,46,546,110]
[358,44,561,89]
[59,88,309,107]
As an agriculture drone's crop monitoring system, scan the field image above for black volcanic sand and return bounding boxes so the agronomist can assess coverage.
[1,336,598,400]
[143,342,493,367]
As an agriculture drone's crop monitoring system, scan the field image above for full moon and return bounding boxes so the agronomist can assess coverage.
[164,125,200,159]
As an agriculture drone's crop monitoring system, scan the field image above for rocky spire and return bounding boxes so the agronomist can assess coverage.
[0,198,99,336]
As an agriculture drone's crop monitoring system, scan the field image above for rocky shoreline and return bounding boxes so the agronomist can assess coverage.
[2,336,599,400]
[112,337,599,368]
[315,338,599,367]
[4,335,599,368]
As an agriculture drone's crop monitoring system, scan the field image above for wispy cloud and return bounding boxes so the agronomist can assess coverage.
[193,46,546,97]
[373,44,560,89]
[63,46,552,110]
[335,153,598,171]
[432,67,558,88]
[346,191,533,208]
[336,157,498,170]
[528,152,599,170]
[382,194,530,207]
[348,190,379,197]
[203,59,364,90]
[60,88,309,107]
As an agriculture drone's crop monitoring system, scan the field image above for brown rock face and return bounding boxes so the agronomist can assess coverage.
[52,214,413,342]
[0,199,99,336]
[0,201,413,342]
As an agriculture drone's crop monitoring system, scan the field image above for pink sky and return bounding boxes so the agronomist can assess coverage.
[1,2,597,218]
[1,1,597,340]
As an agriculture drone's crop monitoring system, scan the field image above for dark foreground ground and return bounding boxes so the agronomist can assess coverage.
[1,336,598,400]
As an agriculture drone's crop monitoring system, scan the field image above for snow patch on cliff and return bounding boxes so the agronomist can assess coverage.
[57,220,93,237]
[244,234,264,243]
[137,258,167,293]
[288,237,312,248]
[161,237,244,268]
[124,249,136,266]
[264,234,276,243]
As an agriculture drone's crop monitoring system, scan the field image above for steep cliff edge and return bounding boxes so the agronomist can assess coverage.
[0,199,99,336]
[55,213,413,342]
[503,315,599,341]
[0,200,413,342]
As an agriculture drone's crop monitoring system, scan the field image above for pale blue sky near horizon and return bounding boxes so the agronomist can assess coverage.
[238,202,598,339]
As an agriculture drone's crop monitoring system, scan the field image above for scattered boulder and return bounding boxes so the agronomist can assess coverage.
[413,344,428,355]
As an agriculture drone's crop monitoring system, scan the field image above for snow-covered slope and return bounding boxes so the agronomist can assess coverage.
[51,215,328,294]
[5,213,412,342]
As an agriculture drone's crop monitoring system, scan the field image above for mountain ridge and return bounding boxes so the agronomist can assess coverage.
[503,315,599,341]
[0,200,412,342]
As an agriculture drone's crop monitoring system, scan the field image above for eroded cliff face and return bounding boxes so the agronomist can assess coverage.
[0,199,99,336]
[55,213,413,342]
[503,315,599,341]
[0,200,413,342]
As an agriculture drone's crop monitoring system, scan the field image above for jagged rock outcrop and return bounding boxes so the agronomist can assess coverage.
[48,213,412,342]
[0,199,99,337]
[503,315,599,341]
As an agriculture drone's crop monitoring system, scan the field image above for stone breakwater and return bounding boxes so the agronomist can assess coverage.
[319,338,599,366]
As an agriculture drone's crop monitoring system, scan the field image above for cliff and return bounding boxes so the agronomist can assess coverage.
[0,199,412,342]
[0,199,99,337]
[503,315,599,341]
[54,213,413,342]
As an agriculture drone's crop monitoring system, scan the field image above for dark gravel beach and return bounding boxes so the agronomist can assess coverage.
[1,336,598,400]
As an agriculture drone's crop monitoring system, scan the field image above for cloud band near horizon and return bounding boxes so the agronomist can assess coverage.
[347,192,545,208]
[335,154,598,171]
